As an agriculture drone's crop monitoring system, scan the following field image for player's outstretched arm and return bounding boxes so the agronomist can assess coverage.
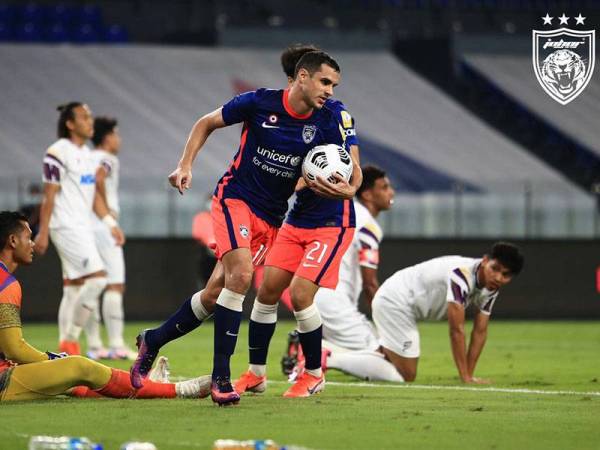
[360,265,379,308]
[466,311,491,384]
[447,302,471,383]
[34,183,59,256]
[169,108,227,195]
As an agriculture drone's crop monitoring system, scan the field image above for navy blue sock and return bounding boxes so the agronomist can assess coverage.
[144,298,202,350]
[298,325,323,370]
[248,319,276,365]
[212,304,242,380]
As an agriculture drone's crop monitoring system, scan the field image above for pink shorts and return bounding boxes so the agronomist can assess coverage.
[265,223,354,289]
[211,196,277,266]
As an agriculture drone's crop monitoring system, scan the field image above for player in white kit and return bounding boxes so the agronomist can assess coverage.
[329,242,524,383]
[88,116,136,360]
[34,103,124,356]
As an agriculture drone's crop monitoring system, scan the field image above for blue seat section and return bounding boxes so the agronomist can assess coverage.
[359,135,479,193]
[0,2,128,43]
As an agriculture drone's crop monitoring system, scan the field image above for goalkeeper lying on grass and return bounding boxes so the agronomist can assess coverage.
[0,211,210,401]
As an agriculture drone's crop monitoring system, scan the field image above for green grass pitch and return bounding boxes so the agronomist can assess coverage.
[1,321,599,450]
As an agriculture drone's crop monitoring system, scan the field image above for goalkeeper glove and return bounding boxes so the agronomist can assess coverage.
[46,351,68,360]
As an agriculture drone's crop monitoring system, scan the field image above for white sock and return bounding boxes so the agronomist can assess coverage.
[191,290,212,321]
[102,290,125,348]
[327,350,404,382]
[58,285,80,341]
[249,364,266,377]
[216,288,245,312]
[66,277,107,341]
[84,299,104,349]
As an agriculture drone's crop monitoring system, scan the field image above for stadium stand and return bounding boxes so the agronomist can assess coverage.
[463,53,600,158]
[0,45,583,193]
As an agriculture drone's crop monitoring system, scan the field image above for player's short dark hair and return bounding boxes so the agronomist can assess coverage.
[57,102,83,139]
[281,44,320,78]
[489,242,524,275]
[294,51,340,78]
[0,211,28,249]
[92,116,118,147]
[356,165,387,199]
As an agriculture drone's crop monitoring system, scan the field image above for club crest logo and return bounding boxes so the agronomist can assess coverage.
[302,125,317,144]
[533,13,595,105]
[239,225,249,239]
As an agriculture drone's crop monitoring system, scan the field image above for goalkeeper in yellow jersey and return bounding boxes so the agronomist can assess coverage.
[0,211,210,401]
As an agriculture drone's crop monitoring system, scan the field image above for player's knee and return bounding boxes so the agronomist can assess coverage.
[225,269,253,293]
[289,286,312,311]
[257,283,282,305]
[398,366,417,382]
[69,356,98,381]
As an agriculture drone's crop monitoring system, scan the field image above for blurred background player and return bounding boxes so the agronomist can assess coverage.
[235,47,362,398]
[34,102,124,356]
[130,50,348,406]
[87,116,136,360]
[326,242,524,383]
[0,211,210,402]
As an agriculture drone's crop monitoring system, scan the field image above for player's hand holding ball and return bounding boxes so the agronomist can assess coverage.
[168,165,193,195]
[302,144,355,199]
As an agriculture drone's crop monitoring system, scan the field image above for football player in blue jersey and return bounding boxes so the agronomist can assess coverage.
[235,45,364,397]
[130,51,355,406]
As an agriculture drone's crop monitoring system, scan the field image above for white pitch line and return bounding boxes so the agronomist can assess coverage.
[270,380,600,397]
[172,376,600,397]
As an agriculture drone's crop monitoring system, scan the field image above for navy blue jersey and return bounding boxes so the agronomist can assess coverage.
[216,88,345,227]
[286,99,358,229]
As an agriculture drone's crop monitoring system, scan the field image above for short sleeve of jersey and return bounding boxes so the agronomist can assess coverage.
[98,157,114,177]
[221,90,258,126]
[358,223,381,269]
[0,279,22,329]
[446,267,471,307]
[42,144,66,185]
[478,292,498,316]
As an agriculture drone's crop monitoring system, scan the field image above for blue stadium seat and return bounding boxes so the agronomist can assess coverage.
[71,23,99,43]
[0,4,17,23]
[45,22,69,42]
[14,22,42,41]
[0,21,12,40]
[47,3,75,26]
[20,3,45,25]
[77,4,102,28]
[104,24,128,43]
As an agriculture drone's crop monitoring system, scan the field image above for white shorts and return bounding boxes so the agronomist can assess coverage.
[94,225,125,284]
[372,278,420,358]
[50,227,105,280]
[315,288,379,352]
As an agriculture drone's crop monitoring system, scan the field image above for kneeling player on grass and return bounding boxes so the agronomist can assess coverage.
[324,243,524,383]
[0,211,210,402]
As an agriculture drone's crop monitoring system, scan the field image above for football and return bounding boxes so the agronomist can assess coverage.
[302,144,353,184]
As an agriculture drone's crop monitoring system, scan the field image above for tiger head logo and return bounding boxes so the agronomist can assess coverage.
[540,49,587,98]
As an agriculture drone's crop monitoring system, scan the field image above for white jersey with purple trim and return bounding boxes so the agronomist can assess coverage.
[91,149,120,217]
[335,200,382,307]
[377,256,499,321]
[42,138,96,229]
